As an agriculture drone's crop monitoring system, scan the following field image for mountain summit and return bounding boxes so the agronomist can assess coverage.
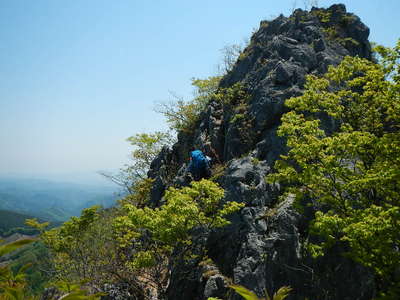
[148,4,374,299]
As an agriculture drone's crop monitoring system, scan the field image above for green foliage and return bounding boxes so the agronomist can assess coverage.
[215,83,255,147]
[114,179,244,296]
[41,174,241,298]
[0,239,37,300]
[126,131,173,178]
[119,177,154,208]
[156,76,221,133]
[214,82,249,106]
[0,239,35,257]
[322,27,338,40]
[115,179,243,251]
[229,284,292,300]
[191,76,222,104]
[251,157,260,166]
[121,131,173,191]
[9,241,51,294]
[267,41,400,295]
[230,284,259,300]
[312,9,359,46]
[230,113,245,124]
[25,218,49,233]
[39,205,144,298]
[337,37,360,47]
[311,9,332,23]
[266,286,292,300]
[101,131,172,194]
[42,207,107,278]
[340,14,357,27]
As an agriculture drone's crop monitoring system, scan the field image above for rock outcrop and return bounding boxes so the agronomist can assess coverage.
[148,4,375,300]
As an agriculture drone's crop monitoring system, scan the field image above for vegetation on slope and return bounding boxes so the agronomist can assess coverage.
[0,210,40,237]
[267,41,400,297]
[1,7,399,299]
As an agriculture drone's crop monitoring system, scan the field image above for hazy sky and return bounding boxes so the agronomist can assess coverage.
[1,0,399,181]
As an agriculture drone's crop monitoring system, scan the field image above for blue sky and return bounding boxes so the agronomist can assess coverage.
[0,0,399,183]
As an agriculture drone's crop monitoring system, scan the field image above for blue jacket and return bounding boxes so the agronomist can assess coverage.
[188,150,210,173]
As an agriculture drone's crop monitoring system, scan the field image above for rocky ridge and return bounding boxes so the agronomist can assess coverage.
[148,4,374,300]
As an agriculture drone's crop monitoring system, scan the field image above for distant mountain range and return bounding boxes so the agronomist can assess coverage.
[0,177,119,223]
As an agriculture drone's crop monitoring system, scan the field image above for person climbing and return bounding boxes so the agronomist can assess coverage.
[187,148,212,181]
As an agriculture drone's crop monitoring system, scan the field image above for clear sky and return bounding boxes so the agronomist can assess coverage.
[0,0,399,183]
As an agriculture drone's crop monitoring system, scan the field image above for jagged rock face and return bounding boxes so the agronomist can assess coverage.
[218,4,370,164]
[148,4,375,300]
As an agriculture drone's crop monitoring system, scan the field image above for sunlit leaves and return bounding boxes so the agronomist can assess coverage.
[0,240,36,299]
[228,284,292,300]
[114,179,243,270]
[229,284,260,300]
[267,41,400,294]
[126,131,172,178]
[0,239,35,257]
[111,179,243,296]
[101,131,173,194]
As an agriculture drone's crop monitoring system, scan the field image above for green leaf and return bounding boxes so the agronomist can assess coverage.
[229,284,260,300]
[272,286,292,300]
[17,262,33,274]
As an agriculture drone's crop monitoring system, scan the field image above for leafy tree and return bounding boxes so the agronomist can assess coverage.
[229,284,292,300]
[0,227,100,299]
[126,131,174,178]
[114,179,244,298]
[36,180,243,299]
[118,177,155,208]
[40,206,101,281]
[43,207,105,277]
[100,131,173,194]
[267,41,400,296]
[155,76,221,133]
[0,239,35,257]
[38,205,147,299]
[0,239,36,300]
[9,241,52,295]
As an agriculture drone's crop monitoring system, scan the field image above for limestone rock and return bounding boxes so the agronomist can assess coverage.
[148,4,375,300]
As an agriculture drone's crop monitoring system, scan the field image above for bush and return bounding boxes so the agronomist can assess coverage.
[155,76,221,133]
[114,179,244,297]
[267,41,400,295]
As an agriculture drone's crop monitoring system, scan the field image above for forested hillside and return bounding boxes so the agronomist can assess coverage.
[0,210,41,237]
[0,178,117,221]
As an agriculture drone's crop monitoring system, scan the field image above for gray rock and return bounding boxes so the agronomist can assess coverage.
[313,38,325,52]
[223,157,275,207]
[203,275,228,299]
[275,61,295,84]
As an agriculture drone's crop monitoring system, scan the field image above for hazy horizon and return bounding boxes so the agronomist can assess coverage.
[0,170,119,187]
[1,0,399,182]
